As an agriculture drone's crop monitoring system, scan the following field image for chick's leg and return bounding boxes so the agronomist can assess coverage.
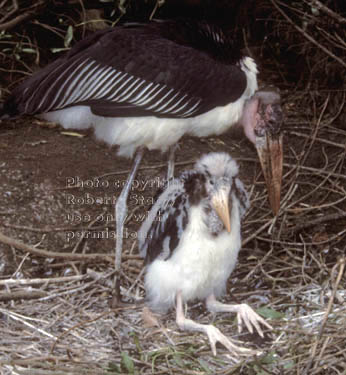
[206,294,273,338]
[175,291,257,358]
[167,144,178,180]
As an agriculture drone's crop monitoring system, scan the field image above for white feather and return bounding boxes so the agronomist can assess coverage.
[195,152,239,178]
[145,195,242,313]
[40,94,248,158]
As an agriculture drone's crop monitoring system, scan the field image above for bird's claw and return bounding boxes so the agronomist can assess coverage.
[205,325,261,358]
[236,304,273,337]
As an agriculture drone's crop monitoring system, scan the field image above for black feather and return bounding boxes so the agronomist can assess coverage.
[1,19,247,119]
[140,170,207,265]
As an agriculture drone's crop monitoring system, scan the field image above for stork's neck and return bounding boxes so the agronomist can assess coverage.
[239,57,259,99]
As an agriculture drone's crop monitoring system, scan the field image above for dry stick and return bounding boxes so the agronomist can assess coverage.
[243,247,274,282]
[303,258,346,375]
[0,0,18,23]
[38,270,117,303]
[0,274,86,287]
[293,181,346,211]
[242,220,273,247]
[289,131,346,150]
[279,129,345,212]
[0,358,59,370]
[302,94,329,169]
[270,0,346,69]
[0,0,46,30]
[0,364,106,375]
[0,11,33,30]
[0,231,113,263]
[0,275,95,302]
[309,0,346,23]
[257,228,346,246]
[98,159,195,178]
[285,164,346,181]
[4,222,115,233]
[50,306,134,355]
[0,307,56,340]
[0,290,47,301]
[71,211,101,254]
[316,336,331,366]
[239,156,346,181]
[283,173,346,214]
[290,211,346,233]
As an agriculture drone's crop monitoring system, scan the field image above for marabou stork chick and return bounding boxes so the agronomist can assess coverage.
[139,152,272,357]
[0,19,283,275]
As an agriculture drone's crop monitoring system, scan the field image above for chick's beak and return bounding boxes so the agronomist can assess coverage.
[211,186,232,232]
[256,132,283,215]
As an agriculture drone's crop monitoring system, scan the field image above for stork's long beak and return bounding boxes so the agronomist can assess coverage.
[255,133,283,215]
[211,186,232,232]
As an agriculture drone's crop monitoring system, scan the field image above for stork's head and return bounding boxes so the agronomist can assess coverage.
[241,88,283,215]
[195,153,249,233]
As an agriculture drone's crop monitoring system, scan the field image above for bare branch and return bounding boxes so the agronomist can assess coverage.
[270,0,346,68]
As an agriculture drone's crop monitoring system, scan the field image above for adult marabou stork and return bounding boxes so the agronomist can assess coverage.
[139,152,272,357]
[0,19,283,275]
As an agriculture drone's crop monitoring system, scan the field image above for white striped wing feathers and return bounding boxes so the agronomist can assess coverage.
[24,56,202,118]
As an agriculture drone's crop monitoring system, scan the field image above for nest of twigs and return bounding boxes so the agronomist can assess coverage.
[0,1,346,374]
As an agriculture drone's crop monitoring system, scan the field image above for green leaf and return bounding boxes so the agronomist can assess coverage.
[283,360,295,369]
[172,353,184,367]
[260,351,278,364]
[0,31,12,39]
[106,361,121,373]
[22,48,37,54]
[51,47,69,53]
[253,364,271,375]
[60,131,85,137]
[130,331,141,353]
[121,352,135,374]
[198,358,212,373]
[256,307,285,320]
[64,25,74,48]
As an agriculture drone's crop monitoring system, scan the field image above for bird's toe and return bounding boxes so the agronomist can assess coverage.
[237,304,273,337]
[205,325,259,358]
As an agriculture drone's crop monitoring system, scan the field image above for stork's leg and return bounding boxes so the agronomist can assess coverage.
[175,291,257,358]
[206,294,273,337]
[115,147,145,272]
[167,144,177,180]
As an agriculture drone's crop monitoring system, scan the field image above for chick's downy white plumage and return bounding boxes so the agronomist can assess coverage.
[140,153,245,310]
[139,152,272,357]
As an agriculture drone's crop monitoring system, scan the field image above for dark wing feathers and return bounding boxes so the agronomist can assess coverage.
[139,170,208,265]
[3,20,247,119]
[138,178,189,265]
[150,194,189,263]
[234,177,250,218]
[139,170,206,265]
